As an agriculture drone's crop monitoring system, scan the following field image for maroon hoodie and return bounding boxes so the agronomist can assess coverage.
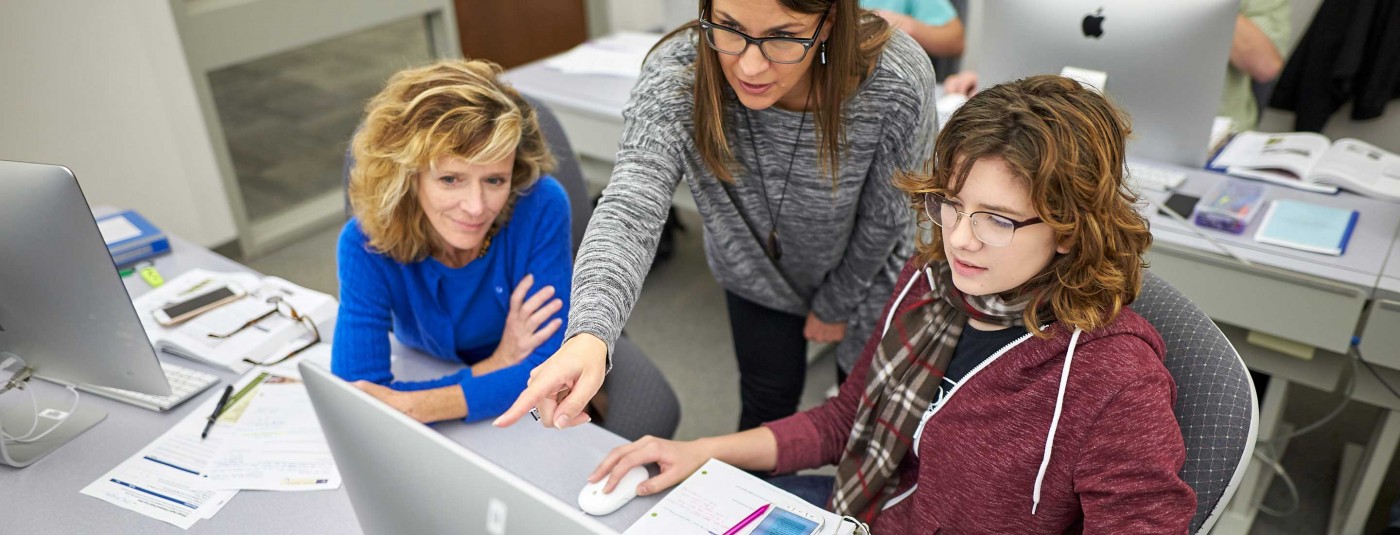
[765,260,1196,533]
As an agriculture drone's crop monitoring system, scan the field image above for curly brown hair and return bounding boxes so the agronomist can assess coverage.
[894,74,1152,336]
[348,59,555,264]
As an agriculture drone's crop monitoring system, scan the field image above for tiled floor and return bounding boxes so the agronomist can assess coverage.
[208,17,433,223]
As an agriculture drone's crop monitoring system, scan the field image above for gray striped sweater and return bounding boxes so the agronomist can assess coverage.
[566,30,937,370]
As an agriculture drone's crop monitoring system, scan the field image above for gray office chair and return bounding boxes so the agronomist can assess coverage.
[1131,271,1258,535]
[341,96,681,442]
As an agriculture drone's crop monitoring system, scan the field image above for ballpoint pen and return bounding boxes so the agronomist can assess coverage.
[722,503,769,535]
[201,385,233,439]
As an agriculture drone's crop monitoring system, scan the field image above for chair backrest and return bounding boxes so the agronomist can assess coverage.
[1131,271,1258,535]
[342,95,592,259]
[521,94,591,259]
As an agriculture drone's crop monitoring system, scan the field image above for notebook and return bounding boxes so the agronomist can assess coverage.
[1253,199,1359,256]
[625,459,864,535]
[130,269,337,373]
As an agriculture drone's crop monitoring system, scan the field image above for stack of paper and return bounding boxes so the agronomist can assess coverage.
[80,373,258,529]
[82,359,341,529]
[544,32,664,78]
[200,370,341,492]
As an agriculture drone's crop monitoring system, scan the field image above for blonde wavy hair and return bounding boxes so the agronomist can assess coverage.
[348,59,555,263]
[894,75,1152,337]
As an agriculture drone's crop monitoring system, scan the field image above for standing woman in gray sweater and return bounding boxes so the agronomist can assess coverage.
[497,0,936,431]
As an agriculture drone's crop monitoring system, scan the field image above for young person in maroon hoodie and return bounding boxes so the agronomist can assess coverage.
[589,74,1196,532]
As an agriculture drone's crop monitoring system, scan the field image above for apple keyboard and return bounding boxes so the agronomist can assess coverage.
[78,362,219,412]
[1125,162,1188,193]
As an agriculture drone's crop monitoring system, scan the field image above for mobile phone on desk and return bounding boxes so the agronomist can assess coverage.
[741,505,825,535]
[153,285,243,326]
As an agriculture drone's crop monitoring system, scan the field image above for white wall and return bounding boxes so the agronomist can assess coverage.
[602,0,693,33]
[0,2,238,247]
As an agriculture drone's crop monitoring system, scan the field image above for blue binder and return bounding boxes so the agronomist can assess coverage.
[96,210,171,267]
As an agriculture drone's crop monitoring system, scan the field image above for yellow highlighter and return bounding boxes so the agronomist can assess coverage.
[136,262,165,288]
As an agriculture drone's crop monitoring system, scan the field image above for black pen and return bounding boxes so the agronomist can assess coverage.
[201,385,233,440]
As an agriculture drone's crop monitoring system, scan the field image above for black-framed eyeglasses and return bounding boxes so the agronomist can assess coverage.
[924,193,1045,247]
[698,9,828,64]
[204,295,321,367]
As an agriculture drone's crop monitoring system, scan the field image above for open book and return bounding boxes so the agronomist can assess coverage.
[132,269,337,373]
[626,459,863,535]
[1210,131,1400,201]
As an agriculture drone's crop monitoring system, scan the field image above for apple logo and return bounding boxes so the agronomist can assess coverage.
[1082,8,1105,39]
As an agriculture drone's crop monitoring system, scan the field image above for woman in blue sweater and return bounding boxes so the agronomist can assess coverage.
[333,60,572,424]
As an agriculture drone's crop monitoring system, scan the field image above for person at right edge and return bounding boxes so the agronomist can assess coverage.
[497,0,936,431]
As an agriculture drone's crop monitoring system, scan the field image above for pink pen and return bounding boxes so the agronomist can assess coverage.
[722,503,770,535]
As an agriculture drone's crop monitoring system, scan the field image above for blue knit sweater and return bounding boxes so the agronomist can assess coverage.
[331,177,572,422]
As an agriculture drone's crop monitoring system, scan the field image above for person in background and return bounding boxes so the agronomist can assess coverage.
[864,0,964,58]
[587,75,1195,532]
[496,0,938,432]
[333,60,573,424]
[944,0,1290,131]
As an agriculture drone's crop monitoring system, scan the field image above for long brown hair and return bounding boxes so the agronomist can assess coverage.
[655,0,891,184]
[895,75,1152,336]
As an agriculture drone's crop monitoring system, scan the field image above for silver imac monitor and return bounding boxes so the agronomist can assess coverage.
[967,0,1240,168]
[0,160,171,467]
[300,361,616,535]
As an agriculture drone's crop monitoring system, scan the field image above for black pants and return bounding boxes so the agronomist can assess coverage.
[726,291,811,431]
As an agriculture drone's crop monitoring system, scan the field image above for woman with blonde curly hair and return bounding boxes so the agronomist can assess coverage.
[332,59,572,424]
[588,75,1196,532]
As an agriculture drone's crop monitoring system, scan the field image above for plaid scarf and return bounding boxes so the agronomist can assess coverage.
[831,262,1034,522]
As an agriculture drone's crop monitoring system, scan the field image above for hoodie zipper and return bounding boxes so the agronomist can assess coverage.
[882,325,1048,512]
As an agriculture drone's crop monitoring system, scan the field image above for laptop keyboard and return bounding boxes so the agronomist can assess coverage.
[80,362,219,412]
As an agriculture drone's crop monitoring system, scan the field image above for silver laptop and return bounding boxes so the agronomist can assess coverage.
[968,0,1239,168]
[299,362,615,535]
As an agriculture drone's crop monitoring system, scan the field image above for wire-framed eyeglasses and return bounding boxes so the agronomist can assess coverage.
[698,9,828,64]
[205,294,321,367]
[924,192,1045,247]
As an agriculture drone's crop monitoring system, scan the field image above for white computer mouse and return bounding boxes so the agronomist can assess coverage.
[577,465,649,516]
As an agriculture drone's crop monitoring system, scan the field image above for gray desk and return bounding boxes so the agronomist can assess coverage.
[0,236,661,533]
[1131,161,1400,535]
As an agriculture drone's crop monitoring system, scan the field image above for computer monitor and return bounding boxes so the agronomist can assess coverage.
[967,0,1239,168]
[299,361,615,535]
[0,160,171,467]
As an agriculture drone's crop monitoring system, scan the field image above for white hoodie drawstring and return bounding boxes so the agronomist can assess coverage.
[1031,327,1082,515]
[882,267,933,337]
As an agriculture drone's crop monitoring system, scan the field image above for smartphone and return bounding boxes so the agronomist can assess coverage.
[1160,193,1201,219]
[741,505,824,535]
[153,285,244,326]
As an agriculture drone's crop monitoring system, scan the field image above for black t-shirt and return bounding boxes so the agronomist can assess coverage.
[946,323,1030,385]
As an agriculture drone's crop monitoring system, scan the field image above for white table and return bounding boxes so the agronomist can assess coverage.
[0,235,661,533]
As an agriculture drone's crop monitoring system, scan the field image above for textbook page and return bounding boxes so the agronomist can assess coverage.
[1211,131,1339,193]
[1312,138,1400,202]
